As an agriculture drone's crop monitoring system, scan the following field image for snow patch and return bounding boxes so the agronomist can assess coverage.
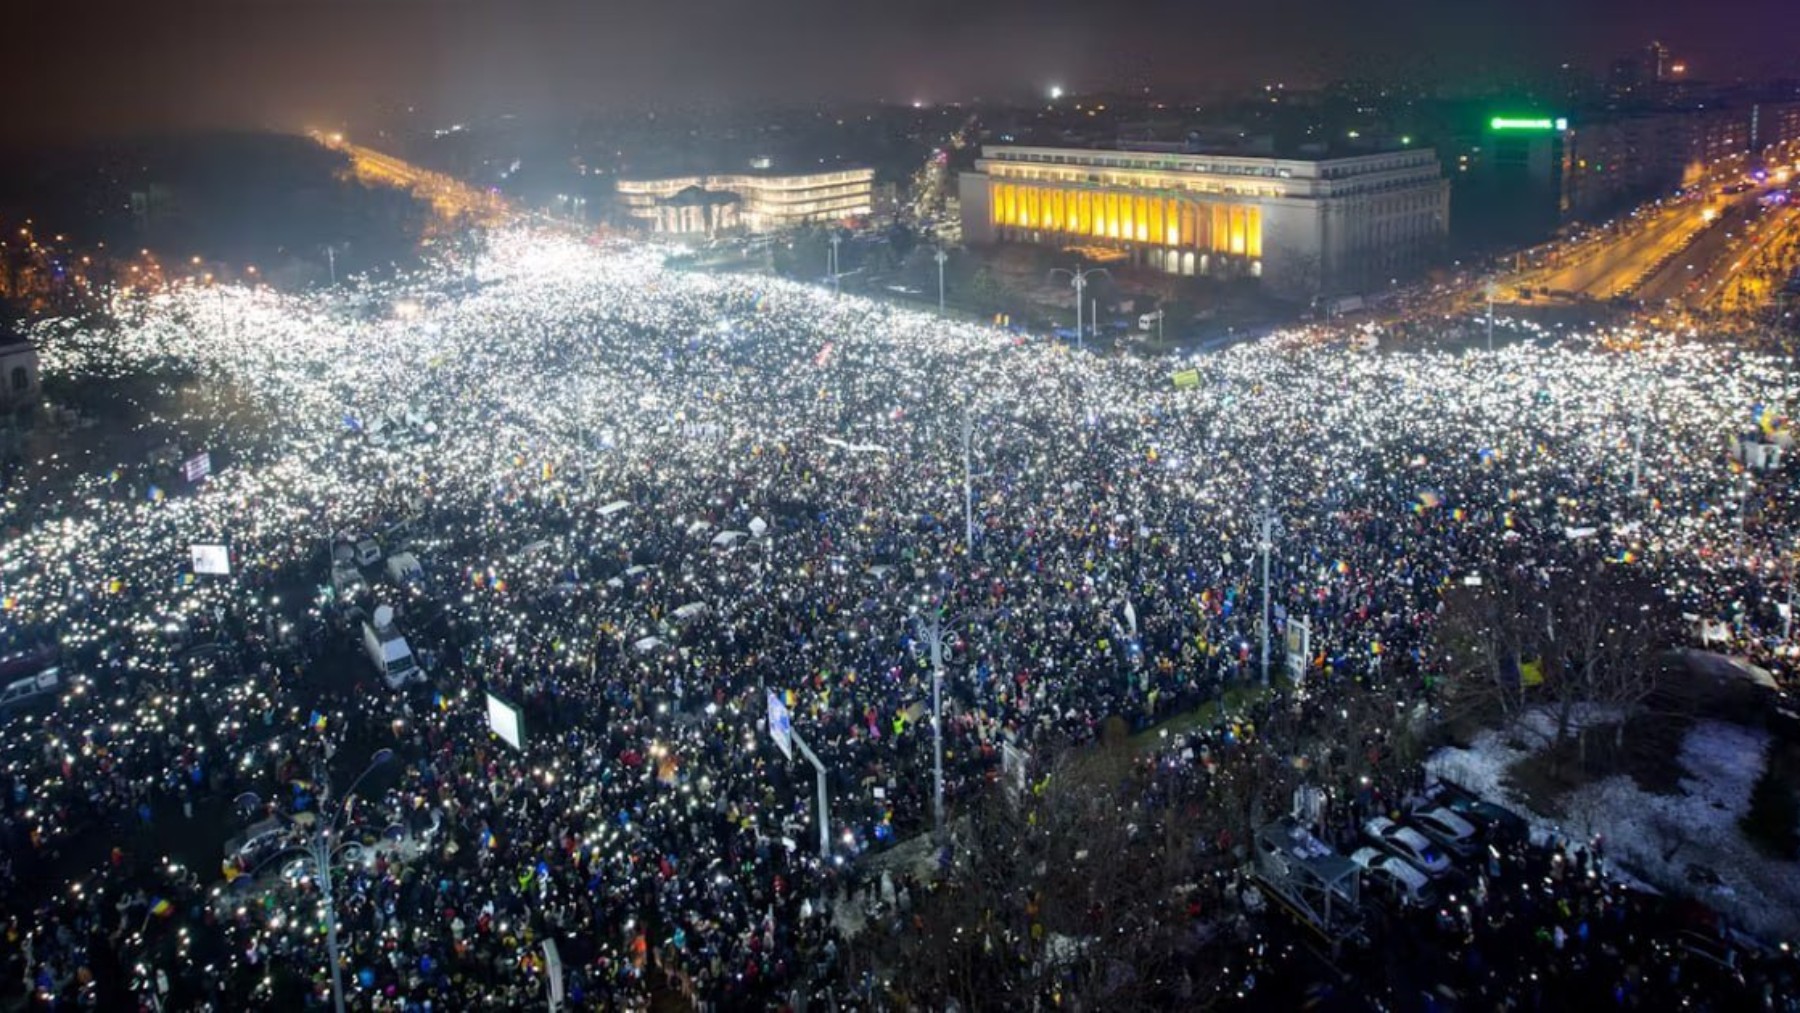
[1428,714,1800,941]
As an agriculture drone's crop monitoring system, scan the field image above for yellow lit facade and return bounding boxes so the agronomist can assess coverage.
[987,183,1263,259]
[961,145,1450,296]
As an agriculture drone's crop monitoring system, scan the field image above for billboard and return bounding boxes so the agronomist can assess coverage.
[182,452,212,483]
[1489,116,1568,132]
[486,692,525,751]
[190,543,232,576]
[1284,614,1311,679]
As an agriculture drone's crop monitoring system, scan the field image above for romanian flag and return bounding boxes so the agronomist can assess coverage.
[308,711,327,732]
[1452,507,1466,522]
[1417,490,1443,509]
[1754,404,1779,435]
[147,485,165,502]
[150,898,174,918]
[1334,559,1350,576]
[784,689,797,709]
[434,692,447,712]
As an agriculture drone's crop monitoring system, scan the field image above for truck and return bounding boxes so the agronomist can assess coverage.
[384,552,424,591]
[361,605,424,689]
[1250,818,1364,955]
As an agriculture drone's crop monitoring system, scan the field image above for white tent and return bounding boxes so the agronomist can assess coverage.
[598,500,632,517]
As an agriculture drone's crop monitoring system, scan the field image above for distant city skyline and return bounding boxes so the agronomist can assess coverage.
[5,0,1798,139]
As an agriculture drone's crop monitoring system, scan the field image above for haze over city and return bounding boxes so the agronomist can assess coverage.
[7,0,1800,137]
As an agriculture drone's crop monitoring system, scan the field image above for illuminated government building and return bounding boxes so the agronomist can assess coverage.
[616,166,874,236]
[960,145,1450,298]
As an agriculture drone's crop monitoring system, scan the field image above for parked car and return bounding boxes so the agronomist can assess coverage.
[1426,780,1530,846]
[1351,847,1437,908]
[1409,807,1481,858]
[1364,817,1451,877]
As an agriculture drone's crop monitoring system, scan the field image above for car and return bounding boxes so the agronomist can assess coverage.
[1426,781,1530,846]
[1351,847,1437,908]
[225,818,295,869]
[1409,808,1480,858]
[1364,817,1451,877]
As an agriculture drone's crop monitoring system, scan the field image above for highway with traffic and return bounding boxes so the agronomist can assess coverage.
[314,131,511,228]
[1490,150,1800,327]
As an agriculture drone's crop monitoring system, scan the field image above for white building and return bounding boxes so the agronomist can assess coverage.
[959,145,1450,298]
[0,332,39,418]
[617,168,875,236]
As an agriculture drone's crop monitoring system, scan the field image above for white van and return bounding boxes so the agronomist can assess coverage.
[362,606,424,689]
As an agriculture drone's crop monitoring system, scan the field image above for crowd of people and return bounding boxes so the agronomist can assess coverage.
[3,227,1799,1009]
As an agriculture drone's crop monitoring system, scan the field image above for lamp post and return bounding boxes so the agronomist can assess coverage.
[960,408,982,556]
[243,748,396,1013]
[935,247,949,314]
[1484,281,1499,352]
[1049,265,1110,352]
[1259,494,1274,686]
[829,234,843,296]
[912,603,991,846]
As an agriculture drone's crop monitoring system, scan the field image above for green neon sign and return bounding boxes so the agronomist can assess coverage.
[1490,116,1568,132]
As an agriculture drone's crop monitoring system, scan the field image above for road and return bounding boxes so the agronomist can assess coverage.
[1634,198,1763,307]
[315,133,511,227]
[1524,200,1723,302]
[1692,201,1800,313]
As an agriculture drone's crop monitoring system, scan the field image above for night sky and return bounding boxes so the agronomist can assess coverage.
[6,0,1797,138]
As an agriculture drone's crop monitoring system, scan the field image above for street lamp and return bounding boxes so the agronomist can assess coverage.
[829,234,843,296]
[1049,264,1110,352]
[242,748,396,1013]
[912,602,991,846]
[934,247,949,314]
[1259,494,1275,686]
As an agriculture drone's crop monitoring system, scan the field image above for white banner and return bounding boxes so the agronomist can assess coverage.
[767,690,794,761]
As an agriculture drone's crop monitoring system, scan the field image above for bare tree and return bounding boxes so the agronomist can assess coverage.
[845,739,1235,1010]
[1434,556,1675,774]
